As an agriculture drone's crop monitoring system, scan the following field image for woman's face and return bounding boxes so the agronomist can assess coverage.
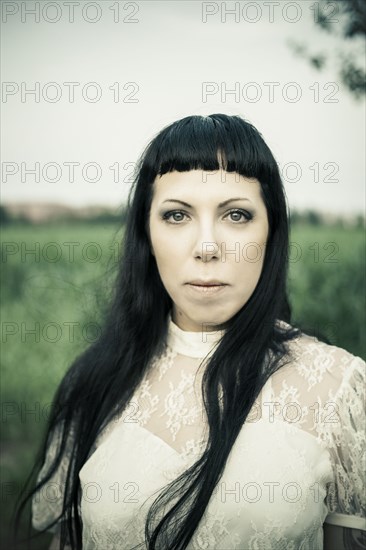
[148,169,269,332]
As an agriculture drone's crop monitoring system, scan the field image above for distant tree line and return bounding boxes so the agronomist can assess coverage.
[0,205,127,226]
[289,210,364,229]
[0,204,364,229]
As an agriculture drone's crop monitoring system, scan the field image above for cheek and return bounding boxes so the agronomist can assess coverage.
[150,223,187,257]
[153,238,180,263]
[243,224,268,264]
[231,240,267,284]
[150,231,183,273]
[241,242,267,266]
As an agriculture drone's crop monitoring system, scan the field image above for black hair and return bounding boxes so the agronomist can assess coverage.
[14,114,308,549]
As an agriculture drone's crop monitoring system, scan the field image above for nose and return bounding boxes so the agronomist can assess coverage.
[192,223,221,262]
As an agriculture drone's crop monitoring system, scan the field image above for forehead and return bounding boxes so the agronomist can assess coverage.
[152,170,262,201]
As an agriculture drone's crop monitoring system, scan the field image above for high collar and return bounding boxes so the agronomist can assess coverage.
[166,310,226,358]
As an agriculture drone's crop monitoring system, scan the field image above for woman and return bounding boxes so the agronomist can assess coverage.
[14,114,365,549]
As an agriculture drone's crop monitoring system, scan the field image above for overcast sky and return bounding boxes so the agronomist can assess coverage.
[1,0,365,215]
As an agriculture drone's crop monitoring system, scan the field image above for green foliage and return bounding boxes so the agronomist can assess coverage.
[288,0,366,99]
[0,205,11,225]
[289,224,365,355]
[0,206,32,226]
[1,221,365,547]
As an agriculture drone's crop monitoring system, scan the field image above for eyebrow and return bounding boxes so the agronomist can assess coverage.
[162,197,252,208]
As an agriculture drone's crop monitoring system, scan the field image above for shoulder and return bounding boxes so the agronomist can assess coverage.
[270,321,365,410]
[274,319,365,397]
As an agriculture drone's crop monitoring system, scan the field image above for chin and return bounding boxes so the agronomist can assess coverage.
[193,313,229,328]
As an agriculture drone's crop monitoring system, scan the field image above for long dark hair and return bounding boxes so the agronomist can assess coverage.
[14,113,309,549]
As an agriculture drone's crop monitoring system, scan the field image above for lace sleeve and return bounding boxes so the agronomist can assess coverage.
[324,355,366,531]
[31,420,75,534]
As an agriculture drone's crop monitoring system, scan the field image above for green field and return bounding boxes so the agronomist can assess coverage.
[1,221,365,548]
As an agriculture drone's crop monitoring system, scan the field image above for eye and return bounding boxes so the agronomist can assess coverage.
[161,210,188,224]
[225,209,253,223]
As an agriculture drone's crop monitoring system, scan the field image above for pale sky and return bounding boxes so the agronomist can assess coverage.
[1,0,365,215]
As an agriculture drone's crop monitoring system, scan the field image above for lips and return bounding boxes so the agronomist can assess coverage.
[187,280,226,286]
[186,283,228,296]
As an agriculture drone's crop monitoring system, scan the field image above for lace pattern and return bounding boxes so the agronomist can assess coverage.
[32,314,366,547]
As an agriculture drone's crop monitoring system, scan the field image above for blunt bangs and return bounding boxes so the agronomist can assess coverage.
[145,114,278,184]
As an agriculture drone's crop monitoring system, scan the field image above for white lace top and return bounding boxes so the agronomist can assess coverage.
[32,311,366,549]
